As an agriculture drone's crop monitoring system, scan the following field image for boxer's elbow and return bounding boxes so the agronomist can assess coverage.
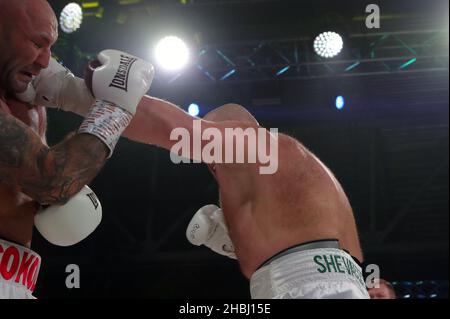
[33,190,72,206]
[20,182,73,206]
[21,148,98,206]
[22,176,77,206]
[1,153,78,207]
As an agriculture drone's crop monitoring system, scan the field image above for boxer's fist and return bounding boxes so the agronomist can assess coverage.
[16,57,94,116]
[186,204,237,259]
[89,49,154,115]
[34,186,102,246]
[78,50,154,156]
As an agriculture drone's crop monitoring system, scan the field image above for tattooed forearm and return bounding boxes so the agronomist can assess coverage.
[0,109,108,205]
[26,134,108,204]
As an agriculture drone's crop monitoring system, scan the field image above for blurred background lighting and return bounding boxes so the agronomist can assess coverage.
[155,36,190,71]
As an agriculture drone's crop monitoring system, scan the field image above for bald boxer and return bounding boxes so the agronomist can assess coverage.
[114,99,370,298]
[0,0,153,298]
[177,104,370,299]
[27,62,370,297]
[15,2,368,299]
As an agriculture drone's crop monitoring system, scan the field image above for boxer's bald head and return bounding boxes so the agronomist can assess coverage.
[0,0,58,96]
[0,0,55,15]
[0,0,57,38]
[204,104,259,125]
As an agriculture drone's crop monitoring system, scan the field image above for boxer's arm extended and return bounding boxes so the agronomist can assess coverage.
[122,96,198,150]
[18,61,245,150]
[122,97,260,147]
[0,109,108,205]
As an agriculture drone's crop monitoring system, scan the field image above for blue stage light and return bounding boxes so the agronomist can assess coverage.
[188,103,200,116]
[336,96,345,110]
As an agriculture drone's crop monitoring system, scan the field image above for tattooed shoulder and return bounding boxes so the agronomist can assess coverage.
[0,109,31,168]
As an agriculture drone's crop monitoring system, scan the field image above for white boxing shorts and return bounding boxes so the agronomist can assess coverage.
[0,238,41,299]
[250,239,370,299]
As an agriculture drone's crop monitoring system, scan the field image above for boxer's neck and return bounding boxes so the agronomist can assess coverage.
[0,88,6,101]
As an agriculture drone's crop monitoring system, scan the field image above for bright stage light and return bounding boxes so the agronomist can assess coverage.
[60,3,83,34]
[335,96,345,110]
[188,103,200,117]
[314,31,343,58]
[155,36,190,71]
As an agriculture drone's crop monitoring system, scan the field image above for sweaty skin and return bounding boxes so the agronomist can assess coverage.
[0,0,109,247]
[202,106,363,278]
[119,98,364,279]
[0,100,45,246]
[0,2,363,277]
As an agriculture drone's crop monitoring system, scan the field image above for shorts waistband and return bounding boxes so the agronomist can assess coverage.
[250,246,369,299]
[0,238,41,293]
[258,239,340,269]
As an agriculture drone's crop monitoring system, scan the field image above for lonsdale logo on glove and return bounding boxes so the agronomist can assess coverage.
[86,192,100,210]
[108,54,138,92]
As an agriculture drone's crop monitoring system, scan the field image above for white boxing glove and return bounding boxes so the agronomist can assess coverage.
[16,57,94,116]
[186,204,237,259]
[34,186,102,247]
[90,49,154,116]
[78,49,155,156]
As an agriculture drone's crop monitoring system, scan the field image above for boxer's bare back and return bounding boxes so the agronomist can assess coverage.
[200,108,364,279]
[215,133,363,278]
[112,98,366,279]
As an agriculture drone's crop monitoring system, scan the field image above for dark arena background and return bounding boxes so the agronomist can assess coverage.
[32,0,448,299]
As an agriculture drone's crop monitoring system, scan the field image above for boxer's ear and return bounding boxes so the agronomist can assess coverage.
[84,59,101,97]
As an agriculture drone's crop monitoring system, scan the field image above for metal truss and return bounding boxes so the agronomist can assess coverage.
[154,29,448,85]
[54,28,448,85]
